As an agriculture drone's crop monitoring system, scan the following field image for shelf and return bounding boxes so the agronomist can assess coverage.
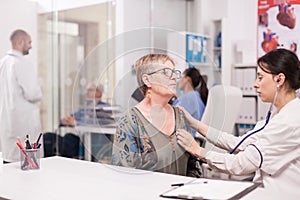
[167,31,220,88]
[212,19,222,79]
[182,31,210,39]
[189,62,211,67]
[213,47,221,51]
[234,63,257,68]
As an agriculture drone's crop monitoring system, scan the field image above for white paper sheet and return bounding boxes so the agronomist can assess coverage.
[161,178,256,200]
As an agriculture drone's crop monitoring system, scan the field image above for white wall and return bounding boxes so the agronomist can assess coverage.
[114,0,188,109]
[189,0,257,85]
[213,0,257,65]
[228,0,257,64]
[0,0,37,69]
[37,0,111,13]
[189,0,228,34]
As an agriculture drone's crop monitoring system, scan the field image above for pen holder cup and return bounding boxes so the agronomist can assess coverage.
[20,149,40,170]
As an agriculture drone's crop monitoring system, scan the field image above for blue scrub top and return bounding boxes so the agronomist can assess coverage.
[173,91,205,136]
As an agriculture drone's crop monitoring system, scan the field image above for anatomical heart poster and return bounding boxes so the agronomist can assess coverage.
[258,0,300,58]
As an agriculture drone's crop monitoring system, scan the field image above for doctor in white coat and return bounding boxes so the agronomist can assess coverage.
[0,29,42,163]
[176,48,300,199]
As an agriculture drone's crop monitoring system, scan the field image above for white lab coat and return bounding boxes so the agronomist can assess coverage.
[0,50,42,162]
[204,98,300,199]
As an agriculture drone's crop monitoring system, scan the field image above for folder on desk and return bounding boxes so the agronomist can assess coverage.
[160,178,260,200]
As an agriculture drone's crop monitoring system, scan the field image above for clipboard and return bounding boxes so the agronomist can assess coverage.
[160,178,261,200]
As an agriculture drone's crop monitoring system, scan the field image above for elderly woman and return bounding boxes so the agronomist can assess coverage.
[112,54,201,177]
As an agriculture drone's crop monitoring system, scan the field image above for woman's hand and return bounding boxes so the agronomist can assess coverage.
[62,115,76,126]
[176,129,201,156]
[178,106,198,129]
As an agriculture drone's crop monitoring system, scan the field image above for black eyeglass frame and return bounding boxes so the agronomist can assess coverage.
[147,68,182,79]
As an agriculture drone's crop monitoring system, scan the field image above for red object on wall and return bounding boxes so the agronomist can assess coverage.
[261,29,278,53]
[277,3,296,29]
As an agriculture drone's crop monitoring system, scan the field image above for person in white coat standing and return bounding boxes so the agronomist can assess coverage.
[176,48,300,199]
[0,29,42,163]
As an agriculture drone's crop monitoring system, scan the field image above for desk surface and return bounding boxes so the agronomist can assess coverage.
[0,157,264,200]
[0,157,193,200]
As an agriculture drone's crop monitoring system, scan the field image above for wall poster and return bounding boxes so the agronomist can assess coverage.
[258,0,300,57]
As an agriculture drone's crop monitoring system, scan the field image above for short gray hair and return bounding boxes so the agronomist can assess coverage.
[86,82,104,92]
[135,54,175,95]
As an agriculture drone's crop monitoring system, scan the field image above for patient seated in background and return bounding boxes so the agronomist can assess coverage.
[44,82,113,161]
[62,82,111,127]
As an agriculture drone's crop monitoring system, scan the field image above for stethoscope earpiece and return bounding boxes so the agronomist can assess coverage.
[276,79,281,89]
[277,84,280,89]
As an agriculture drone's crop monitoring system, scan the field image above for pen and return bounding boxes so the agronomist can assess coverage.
[171,183,184,187]
[36,133,43,145]
[171,181,208,187]
[25,134,32,149]
[25,139,32,149]
[17,137,23,146]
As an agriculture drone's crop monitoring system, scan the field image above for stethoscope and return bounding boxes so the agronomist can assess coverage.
[229,80,280,154]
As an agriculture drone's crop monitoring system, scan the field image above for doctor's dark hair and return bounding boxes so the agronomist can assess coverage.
[183,68,208,105]
[257,48,300,90]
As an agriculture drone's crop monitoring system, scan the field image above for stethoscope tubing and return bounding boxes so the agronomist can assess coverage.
[229,86,279,154]
[229,111,271,154]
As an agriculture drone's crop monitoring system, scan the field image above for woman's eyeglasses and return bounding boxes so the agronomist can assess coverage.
[147,68,181,79]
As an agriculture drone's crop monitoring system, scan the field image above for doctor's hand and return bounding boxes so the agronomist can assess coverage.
[178,106,209,138]
[178,106,198,129]
[176,129,201,156]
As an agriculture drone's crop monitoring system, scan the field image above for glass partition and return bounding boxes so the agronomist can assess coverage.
[38,2,115,132]
[37,0,220,162]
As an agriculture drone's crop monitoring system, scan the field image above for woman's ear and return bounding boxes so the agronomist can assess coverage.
[275,73,286,85]
[185,76,192,85]
[142,74,152,88]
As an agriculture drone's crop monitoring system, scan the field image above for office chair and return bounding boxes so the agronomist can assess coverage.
[199,84,242,179]
[201,84,242,135]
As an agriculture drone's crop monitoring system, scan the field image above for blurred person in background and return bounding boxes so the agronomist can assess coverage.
[173,67,208,138]
[0,29,42,163]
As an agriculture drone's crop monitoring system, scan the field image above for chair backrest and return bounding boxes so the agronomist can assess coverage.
[200,85,243,178]
[201,85,242,134]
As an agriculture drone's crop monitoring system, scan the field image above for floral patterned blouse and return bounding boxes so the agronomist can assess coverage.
[112,106,193,176]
